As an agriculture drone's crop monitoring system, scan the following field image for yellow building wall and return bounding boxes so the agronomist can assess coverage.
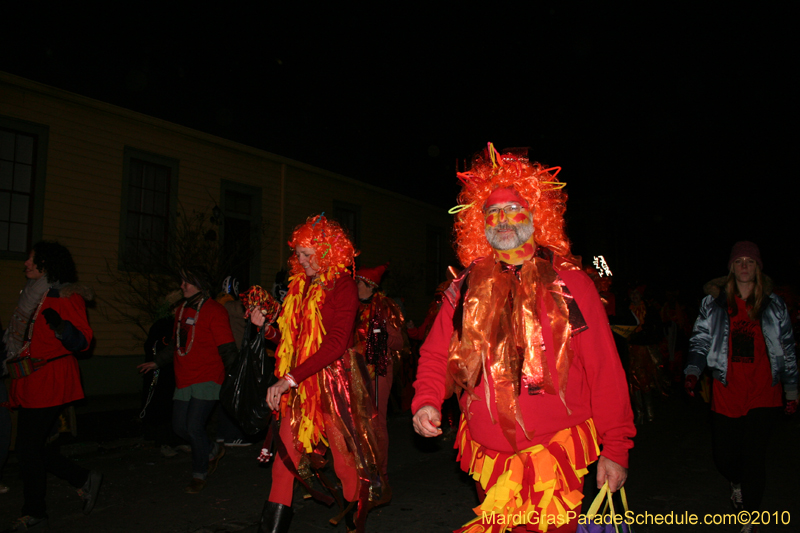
[0,72,454,399]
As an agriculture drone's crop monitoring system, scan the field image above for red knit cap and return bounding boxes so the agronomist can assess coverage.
[728,241,763,270]
[355,263,388,288]
[483,187,530,210]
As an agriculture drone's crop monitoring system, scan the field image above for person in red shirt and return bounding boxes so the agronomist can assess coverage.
[685,242,797,530]
[6,241,99,532]
[138,266,237,494]
[253,215,387,533]
[412,144,635,533]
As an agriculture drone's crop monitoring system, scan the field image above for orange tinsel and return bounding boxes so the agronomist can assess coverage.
[447,255,575,451]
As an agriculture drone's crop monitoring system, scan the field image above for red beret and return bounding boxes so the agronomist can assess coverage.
[355,263,388,288]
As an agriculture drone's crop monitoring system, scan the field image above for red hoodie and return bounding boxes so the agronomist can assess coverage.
[412,269,635,468]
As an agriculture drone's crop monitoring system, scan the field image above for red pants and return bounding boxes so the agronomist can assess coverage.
[268,412,359,506]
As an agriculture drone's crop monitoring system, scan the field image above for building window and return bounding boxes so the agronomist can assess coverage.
[221,180,262,288]
[119,148,178,270]
[0,118,48,257]
[332,201,361,249]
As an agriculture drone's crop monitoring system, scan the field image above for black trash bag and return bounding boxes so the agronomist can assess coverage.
[220,324,278,435]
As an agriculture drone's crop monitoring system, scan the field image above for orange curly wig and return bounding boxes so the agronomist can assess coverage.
[453,145,576,267]
[287,214,358,276]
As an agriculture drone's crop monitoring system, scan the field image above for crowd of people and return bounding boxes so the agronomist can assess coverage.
[0,144,796,533]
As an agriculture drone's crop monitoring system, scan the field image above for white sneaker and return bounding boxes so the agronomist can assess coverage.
[160,445,178,458]
[0,483,9,494]
[174,444,192,453]
[731,482,743,510]
[224,439,253,447]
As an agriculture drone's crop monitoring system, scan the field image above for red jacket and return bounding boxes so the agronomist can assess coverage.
[11,287,93,408]
[412,269,635,468]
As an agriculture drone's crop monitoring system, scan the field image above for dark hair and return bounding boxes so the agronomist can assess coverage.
[179,265,212,296]
[32,241,78,284]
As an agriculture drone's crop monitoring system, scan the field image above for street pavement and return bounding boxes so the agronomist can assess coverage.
[1,393,798,532]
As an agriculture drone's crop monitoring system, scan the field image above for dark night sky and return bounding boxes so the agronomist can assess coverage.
[2,2,797,295]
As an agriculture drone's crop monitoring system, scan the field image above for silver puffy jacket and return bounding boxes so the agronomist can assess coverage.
[685,290,798,400]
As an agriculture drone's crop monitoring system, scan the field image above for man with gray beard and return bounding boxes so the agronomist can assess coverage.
[412,144,634,533]
[484,202,535,251]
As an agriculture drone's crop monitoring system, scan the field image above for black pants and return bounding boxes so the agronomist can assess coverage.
[711,407,781,511]
[16,405,89,518]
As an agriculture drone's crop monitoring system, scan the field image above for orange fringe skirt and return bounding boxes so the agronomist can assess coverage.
[454,417,599,533]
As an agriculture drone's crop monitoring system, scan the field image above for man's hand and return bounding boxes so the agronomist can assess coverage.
[596,456,627,492]
[684,374,698,397]
[412,405,442,437]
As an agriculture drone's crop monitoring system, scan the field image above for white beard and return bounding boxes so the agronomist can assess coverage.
[485,220,534,251]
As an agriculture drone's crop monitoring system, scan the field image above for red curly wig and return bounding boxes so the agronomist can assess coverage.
[453,145,576,268]
[287,214,358,276]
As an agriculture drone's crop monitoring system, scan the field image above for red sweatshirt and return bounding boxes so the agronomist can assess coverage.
[412,269,635,468]
[172,299,234,389]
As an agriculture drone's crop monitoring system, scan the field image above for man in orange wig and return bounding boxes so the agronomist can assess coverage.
[412,144,635,533]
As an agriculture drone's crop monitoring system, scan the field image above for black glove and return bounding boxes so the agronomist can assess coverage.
[41,309,63,330]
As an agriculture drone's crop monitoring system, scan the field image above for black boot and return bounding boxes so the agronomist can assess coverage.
[257,501,293,533]
[344,503,357,533]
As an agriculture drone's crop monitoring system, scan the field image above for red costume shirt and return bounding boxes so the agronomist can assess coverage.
[412,269,635,468]
[712,296,783,417]
[11,290,93,408]
[172,299,234,389]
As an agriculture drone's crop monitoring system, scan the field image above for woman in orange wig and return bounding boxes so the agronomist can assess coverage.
[252,215,386,533]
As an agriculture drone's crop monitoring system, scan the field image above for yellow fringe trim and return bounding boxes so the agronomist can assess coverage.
[275,266,345,452]
[456,418,599,533]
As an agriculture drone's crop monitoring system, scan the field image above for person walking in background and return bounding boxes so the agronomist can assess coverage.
[214,275,252,447]
[353,263,405,485]
[5,241,100,532]
[685,241,797,533]
[139,295,184,458]
[138,266,237,494]
[623,286,665,424]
